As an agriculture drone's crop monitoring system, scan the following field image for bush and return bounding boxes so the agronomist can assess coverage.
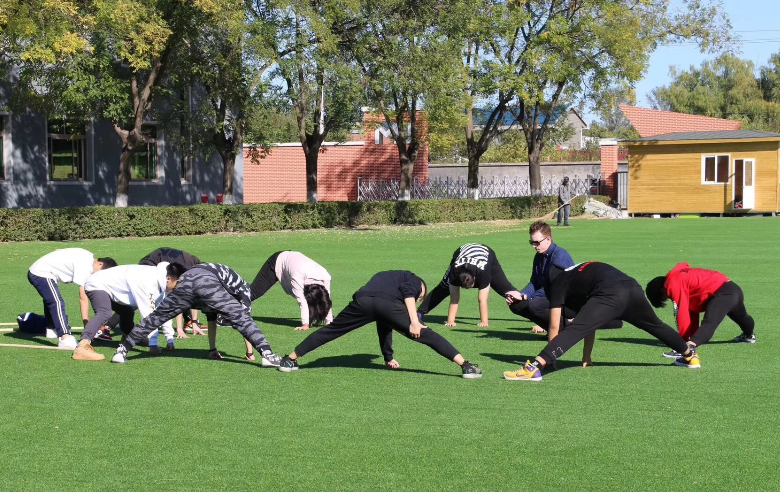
[0,196,611,242]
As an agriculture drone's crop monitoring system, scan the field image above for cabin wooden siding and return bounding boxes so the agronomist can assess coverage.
[626,141,780,213]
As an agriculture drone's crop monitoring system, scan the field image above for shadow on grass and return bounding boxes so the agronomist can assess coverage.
[304,353,452,377]
[2,331,59,346]
[128,347,258,366]
[600,337,666,347]
[422,315,523,325]
[453,327,545,342]
[481,352,673,371]
[252,316,299,328]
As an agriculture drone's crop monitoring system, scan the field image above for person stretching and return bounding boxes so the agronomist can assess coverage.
[417,243,521,327]
[278,270,483,379]
[111,263,281,367]
[503,262,701,382]
[19,249,116,349]
[645,262,756,358]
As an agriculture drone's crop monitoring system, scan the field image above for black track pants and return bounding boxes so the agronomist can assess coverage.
[295,295,461,362]
[538,280,688,365]
[690,281,754,345]
[249,251,282,301]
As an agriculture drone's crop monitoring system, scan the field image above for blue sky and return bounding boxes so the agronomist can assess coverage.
[628,0,780,115]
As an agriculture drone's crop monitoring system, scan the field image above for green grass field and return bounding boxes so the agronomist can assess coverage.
[0,218,778,491]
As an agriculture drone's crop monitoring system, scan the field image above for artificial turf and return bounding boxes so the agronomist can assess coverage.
[0,218,777,491]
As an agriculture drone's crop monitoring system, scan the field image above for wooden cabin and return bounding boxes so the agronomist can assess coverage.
[622,130,780,214]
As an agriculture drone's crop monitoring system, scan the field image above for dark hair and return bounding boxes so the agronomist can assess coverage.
[97,257,118,269]
[166,262,187,280]
[645,276,669,308]
[303,284,332,327]
[459,271,475,289]
[529,221,552,238]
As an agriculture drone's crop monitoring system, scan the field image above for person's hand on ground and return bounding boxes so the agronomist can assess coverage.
[386,359,400,369]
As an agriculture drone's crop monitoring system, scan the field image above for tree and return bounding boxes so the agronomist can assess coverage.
[651,53,780,131]
[168,1,249,205]
[353,0,462,200]
[457,0,731,197]
[251,0,363,202]
[10,0,222,207]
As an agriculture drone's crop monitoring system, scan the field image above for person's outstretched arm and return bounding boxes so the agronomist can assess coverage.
[446,285,460,326]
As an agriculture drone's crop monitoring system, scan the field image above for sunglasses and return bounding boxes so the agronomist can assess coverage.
[529,237,549,247]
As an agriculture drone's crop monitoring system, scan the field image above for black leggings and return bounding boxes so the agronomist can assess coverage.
[538,280,688,365]
[510,297,623,330]
[295,295,461,363]
[691,281,754,345]
[249,251,283,301]
[418,259,515,315]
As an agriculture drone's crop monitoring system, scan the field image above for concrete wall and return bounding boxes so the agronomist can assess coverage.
[429,162,601,182]
[0,77,239,208]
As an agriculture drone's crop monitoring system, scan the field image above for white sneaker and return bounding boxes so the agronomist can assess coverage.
[111,347,127,364]
[58,335,78,350]
[45,328,58,339]
[261,350,282,367]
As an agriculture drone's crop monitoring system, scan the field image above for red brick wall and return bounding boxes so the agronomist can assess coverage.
[243,114,429,203]
[618,104,742,138]
[600,143,619,200]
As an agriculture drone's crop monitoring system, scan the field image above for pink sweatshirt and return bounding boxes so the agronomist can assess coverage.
[275,251,333,325]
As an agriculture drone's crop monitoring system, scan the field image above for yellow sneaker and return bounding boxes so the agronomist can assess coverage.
[674,352,701,369]
[72,340,105,361]
[503,360,543,381]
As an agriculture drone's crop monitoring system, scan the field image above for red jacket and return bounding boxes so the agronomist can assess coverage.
[664,263,729,339]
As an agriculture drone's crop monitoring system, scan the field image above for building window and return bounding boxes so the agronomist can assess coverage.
[131,125,158,180]
[180,153,192,183]
[702,155,729,184]
[48,119,88,181]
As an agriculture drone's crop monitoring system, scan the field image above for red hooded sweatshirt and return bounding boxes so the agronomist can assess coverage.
[664,262,729,340]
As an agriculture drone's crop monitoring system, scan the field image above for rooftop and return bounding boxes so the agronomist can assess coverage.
[623,130,780,143]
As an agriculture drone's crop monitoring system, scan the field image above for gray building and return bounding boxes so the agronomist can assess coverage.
[0,78,242,208]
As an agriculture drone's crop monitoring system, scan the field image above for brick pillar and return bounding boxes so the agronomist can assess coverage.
[599,140,618,200]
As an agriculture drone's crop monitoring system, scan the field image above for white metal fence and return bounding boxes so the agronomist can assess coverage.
[357,175,600,201]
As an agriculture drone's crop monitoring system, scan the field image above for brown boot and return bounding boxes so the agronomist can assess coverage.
[72,340,105,361]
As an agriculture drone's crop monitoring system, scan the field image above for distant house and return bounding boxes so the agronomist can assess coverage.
[622,130,780,214]
[472,107,589,149]
[0,71,237,208]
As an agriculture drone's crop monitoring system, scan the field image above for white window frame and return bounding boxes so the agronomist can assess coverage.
[701,154,730,185]
[46,118,92,184]
[129,123,164,184]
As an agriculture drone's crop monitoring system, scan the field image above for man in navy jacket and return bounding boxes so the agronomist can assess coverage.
[509,221,574,333]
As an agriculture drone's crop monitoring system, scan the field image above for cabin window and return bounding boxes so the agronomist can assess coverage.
[702,155,729,184]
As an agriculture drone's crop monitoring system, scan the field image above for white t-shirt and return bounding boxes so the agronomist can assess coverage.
[84,263,169,319]
[275,251,333,325]
[29,248,95,286]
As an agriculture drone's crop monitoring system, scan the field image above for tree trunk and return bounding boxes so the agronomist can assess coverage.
[467,154,480,200]
[528,144,543,196]
[305,143,320,203]
[115,138,138,208]
[222,150,236,205]
[397,145,415,201]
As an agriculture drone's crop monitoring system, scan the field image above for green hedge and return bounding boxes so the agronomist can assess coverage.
[0,195,610,242]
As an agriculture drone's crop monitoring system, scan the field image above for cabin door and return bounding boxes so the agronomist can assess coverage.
[733,159,755,210]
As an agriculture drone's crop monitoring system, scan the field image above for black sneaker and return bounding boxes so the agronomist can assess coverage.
[461,361,483,379]
[662,350,682,359]
[734,333,756,343]
[277,355,299,372]
[94,327,113,342]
